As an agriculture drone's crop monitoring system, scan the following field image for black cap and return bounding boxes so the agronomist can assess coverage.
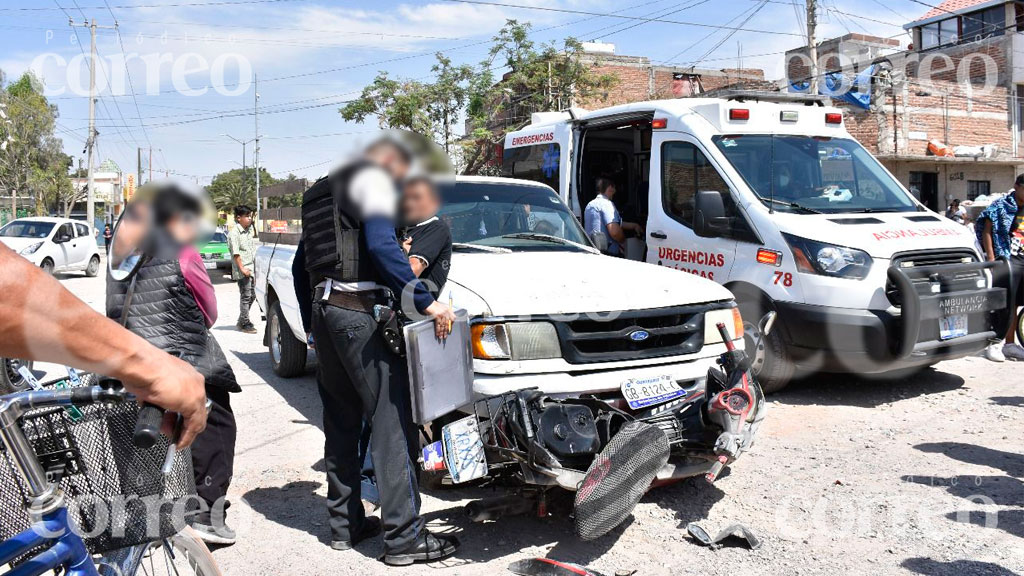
[672,72,685,80]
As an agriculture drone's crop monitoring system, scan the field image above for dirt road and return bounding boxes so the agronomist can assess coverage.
[60,272,1023,575]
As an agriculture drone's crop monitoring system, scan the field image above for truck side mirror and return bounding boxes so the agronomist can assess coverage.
[589,231,608,253]
[693,190,729,238]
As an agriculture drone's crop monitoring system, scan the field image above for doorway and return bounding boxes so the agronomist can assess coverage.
[909,171,939,212]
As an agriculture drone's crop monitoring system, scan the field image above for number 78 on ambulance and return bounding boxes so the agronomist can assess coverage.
[502,91,1007,393]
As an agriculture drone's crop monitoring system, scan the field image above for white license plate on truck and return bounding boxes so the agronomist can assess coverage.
[204,261,217,270]
[939,314,968,340]
[621,375,685,410]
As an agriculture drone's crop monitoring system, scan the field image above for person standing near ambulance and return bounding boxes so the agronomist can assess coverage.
[977,175,1024,362]
[295,136,458,565]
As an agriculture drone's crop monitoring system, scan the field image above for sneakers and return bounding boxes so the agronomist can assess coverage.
[984,343,1006,362]
[330,516,382,551]
[1003,342,1024,361]
[190,511,236,546]
[383,530,459,566]
[236,321,258,334]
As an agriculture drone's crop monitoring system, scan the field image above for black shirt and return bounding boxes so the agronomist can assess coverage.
[405,217,452,299]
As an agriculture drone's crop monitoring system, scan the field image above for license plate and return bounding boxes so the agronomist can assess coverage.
[939,314,968,340]
[441,416,487,484]
[422,441,446,472]
[204,261,217,270]
[621,375,685,410]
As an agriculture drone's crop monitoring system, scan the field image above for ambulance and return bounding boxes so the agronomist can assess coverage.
[503,91,1007,392]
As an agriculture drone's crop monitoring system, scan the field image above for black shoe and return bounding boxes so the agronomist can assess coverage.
[190,511,237,546]
[383,531,459,566]
[237,322,258,334]
[330,516,382,551]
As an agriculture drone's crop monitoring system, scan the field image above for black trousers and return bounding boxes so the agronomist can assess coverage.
[311,301,422,551]
[191,386,237,513]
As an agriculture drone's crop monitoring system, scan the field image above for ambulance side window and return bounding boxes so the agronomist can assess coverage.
[661,142,728,228]
[661,141,754,241]
[501,143,561,192]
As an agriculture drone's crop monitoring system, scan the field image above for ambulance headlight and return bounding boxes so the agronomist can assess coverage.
[471,322,560,360]
[783,233,872,279]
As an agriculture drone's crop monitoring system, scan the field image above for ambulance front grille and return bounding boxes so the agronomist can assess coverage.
[886,249,983,307]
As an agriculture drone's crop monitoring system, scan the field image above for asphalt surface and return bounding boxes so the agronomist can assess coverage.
[53,268,1024,576]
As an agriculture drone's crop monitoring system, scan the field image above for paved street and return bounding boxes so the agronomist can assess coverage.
[53,268,1023,576]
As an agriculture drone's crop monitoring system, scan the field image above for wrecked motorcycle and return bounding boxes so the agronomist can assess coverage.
[421,314,772,540]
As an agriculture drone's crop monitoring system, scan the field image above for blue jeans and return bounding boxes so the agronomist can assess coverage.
[359,422,379,505]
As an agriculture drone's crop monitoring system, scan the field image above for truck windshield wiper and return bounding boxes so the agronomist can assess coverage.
[452,242,512,254]
[499,233,599,253]
[759,197,822,214]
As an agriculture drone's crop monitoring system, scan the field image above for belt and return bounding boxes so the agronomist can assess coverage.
[314,287,379,315]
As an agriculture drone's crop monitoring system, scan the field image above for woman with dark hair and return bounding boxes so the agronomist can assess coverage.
[106,184,241,545]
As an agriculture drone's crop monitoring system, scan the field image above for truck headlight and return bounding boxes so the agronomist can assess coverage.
[471,322,560,360]
[704,307,744,344]
[20,242,43,255]
[783,233,872,280]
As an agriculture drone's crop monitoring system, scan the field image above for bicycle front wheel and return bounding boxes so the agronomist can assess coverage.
[99,527,222,576]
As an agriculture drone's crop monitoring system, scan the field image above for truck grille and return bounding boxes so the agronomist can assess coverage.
[886,249,982,307]
[552,303,729,364]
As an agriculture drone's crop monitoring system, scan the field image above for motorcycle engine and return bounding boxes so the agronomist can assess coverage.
[535,403,600,460]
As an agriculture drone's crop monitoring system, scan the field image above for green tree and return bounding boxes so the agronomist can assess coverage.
[206,167,277,212]
[338,22,617,175]
[0,71,67,216]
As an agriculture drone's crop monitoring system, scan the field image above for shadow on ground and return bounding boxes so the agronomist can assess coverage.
[915,442,1024,477]
[902,557,1020,575]
[771,368,965,408]
[989,396,1024,408]
[901,474,1024,507]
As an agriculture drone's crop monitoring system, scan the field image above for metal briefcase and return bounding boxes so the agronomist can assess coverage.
[404,309,473,425]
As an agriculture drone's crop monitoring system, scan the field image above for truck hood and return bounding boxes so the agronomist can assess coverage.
[447,251,734,317]
[772,212,976,258]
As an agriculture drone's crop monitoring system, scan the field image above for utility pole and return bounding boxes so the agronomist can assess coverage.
[254,73,261,234]
[137,147,142,186]
[222,133,255,207]
[70,18,116,234]
[148,148,152,183]
[806,0,818,94]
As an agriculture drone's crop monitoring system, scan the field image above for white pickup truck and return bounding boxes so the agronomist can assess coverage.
[254,176,763,493]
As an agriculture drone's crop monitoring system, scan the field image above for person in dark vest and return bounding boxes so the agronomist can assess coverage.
[292,137,458,565]
[106,184,241,546]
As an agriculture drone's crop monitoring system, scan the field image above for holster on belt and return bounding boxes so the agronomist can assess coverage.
[315,286,406,357]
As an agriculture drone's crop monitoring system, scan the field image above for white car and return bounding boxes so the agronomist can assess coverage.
[0,217,102,276]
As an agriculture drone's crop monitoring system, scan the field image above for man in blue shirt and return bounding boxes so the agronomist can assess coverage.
[584,177,642,256]
[977,174,1024,362]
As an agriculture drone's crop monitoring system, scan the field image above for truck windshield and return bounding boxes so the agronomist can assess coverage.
[712,135,917,214]
[439,181,592,251]
[0,221,55,238]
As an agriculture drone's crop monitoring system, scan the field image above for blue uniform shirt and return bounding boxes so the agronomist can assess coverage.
[584,194,623,256]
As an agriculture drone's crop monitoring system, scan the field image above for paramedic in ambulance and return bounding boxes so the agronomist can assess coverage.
[584,177,643,257]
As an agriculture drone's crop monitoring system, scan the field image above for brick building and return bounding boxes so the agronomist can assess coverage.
[578,41,770,108]
[786,0,1024,211]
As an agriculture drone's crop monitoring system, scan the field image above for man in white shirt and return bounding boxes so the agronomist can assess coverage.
[584,177,642,256]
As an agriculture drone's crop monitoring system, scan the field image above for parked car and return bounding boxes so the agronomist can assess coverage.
[0,217,102,276]
[198,231,232,270]
[503,91,1006,392]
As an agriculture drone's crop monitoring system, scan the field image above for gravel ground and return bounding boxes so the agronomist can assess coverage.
[56,270,1023,576]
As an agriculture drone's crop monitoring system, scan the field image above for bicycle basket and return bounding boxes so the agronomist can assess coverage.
[0,391,196,554]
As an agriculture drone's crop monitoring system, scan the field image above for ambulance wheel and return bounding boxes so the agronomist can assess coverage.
[739,300,793,394]
[269,300,307,378]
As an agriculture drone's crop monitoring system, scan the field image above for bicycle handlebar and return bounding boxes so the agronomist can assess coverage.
[0,379,165,450]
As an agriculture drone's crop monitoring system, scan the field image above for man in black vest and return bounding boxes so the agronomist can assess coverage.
[295,137,458,565]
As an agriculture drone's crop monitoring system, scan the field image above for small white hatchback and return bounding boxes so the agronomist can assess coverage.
[0,217,102,276]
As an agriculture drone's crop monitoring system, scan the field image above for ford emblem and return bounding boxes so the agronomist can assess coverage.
[628,330,650,342]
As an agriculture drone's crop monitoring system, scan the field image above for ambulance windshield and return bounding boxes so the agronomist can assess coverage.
[712,135,918,214]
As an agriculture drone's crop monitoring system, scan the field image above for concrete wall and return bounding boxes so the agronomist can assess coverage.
[882,159,1016,205]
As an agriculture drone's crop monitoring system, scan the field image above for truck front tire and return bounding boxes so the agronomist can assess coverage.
[739,299,794,394]
[269,300,307,378]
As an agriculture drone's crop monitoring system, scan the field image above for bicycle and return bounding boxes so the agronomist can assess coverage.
[0,374,220,576]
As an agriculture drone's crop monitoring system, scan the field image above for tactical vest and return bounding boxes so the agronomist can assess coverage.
[106,257,240,392]
[301,160,383,287]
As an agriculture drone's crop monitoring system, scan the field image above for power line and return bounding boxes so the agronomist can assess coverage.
[436,0,804,37]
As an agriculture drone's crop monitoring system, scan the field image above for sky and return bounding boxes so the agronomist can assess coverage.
[0,0,937,186]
